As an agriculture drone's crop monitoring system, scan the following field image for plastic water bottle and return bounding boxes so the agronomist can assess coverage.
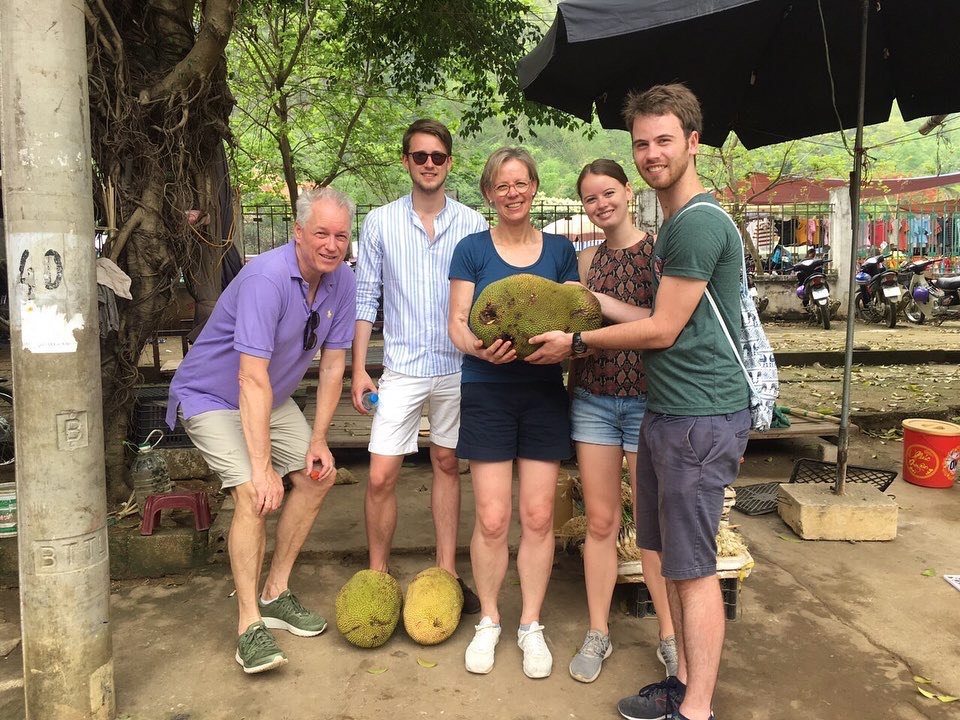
[361,390,379,413]
[129,430,172,514]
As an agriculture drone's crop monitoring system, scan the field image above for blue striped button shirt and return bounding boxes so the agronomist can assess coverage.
[355,194,488,377]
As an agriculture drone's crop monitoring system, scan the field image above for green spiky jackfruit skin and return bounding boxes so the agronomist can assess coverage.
[402,567,464,646]
[335,569,403,648]
[469,273,603,359]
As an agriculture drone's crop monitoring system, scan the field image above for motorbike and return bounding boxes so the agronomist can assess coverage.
[746,269,768,316]
[900,257,960,325]
[791,257,831,329]
[855,253,901,328]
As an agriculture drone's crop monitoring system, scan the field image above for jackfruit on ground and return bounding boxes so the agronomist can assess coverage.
[469,273,602,359]
[336,569,403,648]
[402,567,464,645]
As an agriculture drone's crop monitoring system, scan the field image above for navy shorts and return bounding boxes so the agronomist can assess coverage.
[457,382,573,462]
[634,408,751,580]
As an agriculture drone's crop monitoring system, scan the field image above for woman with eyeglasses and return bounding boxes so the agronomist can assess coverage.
[448,147,578,680]
[562,160,677,685]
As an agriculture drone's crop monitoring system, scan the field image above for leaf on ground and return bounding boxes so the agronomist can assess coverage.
[416,657,438,668]
[921,568,936,577]
[918,686,959,702]
[777,533,803,543]
[367,667,388,675]
[914,675,932,684]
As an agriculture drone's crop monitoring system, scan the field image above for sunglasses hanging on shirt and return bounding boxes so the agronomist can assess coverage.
[303,310,320,352]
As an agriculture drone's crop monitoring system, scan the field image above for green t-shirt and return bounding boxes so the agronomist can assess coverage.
[644,194,750,416]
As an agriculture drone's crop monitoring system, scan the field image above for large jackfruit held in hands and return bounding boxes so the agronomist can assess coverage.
[336,569,403,648]
[470,273,602,359]
[402,567,463,646]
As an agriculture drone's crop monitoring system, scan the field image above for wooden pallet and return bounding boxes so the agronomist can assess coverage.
[750,413,854,441]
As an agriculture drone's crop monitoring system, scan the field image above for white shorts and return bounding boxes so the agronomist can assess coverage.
[368,368,461,456]
[181,398,310,489]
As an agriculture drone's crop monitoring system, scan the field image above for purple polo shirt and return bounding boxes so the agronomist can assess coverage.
[166,241,356,427]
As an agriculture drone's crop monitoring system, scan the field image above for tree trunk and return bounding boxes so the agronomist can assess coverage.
[86,0,237,501]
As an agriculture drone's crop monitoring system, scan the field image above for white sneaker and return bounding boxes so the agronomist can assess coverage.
[517,621,553,679]
[465,616,501,674]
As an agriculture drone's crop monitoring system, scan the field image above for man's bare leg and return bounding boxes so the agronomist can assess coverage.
[365,453,404,572]
[261,469,335,599]
[430,444,461,574]
[229,482,268,634]
[673,575,725,720]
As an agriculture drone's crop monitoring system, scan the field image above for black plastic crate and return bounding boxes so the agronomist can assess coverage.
[622,577,743,621]
[733,481,784,516]
[131,386,192,448]
[789,457,897,492]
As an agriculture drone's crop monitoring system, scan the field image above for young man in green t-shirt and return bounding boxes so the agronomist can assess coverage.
[528,84,749,720]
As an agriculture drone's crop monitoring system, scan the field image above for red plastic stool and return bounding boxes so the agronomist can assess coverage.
[140,490,212,535]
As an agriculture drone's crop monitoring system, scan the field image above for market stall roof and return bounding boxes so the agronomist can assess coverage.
[724,171,960,205]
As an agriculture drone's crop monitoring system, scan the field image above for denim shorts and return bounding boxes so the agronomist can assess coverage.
[634,408,751,580]
[570,387,646,453]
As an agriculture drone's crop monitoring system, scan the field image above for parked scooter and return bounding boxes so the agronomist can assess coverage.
[855,253,901,328]
[791,256,831,329]
[746,269,768,316]
[901,257,960,325]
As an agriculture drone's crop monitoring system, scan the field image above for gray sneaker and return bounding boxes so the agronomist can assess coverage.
[569,629,612,683]
[656,635,679,678]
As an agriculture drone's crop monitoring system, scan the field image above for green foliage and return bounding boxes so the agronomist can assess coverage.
[229,1,960,208]
[229,0,579,207]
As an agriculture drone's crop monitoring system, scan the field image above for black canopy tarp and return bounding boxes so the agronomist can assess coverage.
[519,0,960,148]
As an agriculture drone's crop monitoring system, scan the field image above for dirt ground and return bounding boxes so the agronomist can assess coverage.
[4,429,959,720]
[0,320,959,719]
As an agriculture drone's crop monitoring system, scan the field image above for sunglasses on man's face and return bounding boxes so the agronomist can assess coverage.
[405,151,449,166]
[303,310,320,352]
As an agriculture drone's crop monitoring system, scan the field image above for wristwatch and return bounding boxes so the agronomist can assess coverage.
[571,331,588,357]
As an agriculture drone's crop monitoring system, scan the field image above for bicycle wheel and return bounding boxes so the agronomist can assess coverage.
[0,390,14,466]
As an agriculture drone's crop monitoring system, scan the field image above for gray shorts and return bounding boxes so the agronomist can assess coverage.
[634,408,751,580]
[180,398,311,489]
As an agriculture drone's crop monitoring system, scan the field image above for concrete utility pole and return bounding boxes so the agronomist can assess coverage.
[0,2,115,719]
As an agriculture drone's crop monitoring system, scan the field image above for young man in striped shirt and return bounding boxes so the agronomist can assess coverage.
[351,119,487,612]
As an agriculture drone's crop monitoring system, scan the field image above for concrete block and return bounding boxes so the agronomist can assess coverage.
[777,483,898,541]
[155,447,210,480]
[108,525,210,579]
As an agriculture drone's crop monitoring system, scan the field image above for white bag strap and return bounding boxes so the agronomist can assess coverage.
[673,201,756,394]
[703,288,756,396]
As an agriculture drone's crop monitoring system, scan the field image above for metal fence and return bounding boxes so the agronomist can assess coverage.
[240,202,616,260]
[241,199,959,271]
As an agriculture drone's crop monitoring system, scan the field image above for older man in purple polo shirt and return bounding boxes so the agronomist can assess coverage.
[167,186,356,675]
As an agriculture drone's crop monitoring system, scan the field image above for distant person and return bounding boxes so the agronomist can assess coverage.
[562,159,678,684]
[527,84,751,720]
[448,147,578,679]
[352,119,486,613]
[167,187,357,674]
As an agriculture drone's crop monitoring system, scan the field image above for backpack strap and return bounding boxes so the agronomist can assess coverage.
[673,201,757,395]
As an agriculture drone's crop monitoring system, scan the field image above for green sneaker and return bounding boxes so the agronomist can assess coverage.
[236,621,287,674]
[259,590,328,637]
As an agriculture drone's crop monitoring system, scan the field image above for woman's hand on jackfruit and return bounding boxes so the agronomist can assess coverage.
[473,337,517,365]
